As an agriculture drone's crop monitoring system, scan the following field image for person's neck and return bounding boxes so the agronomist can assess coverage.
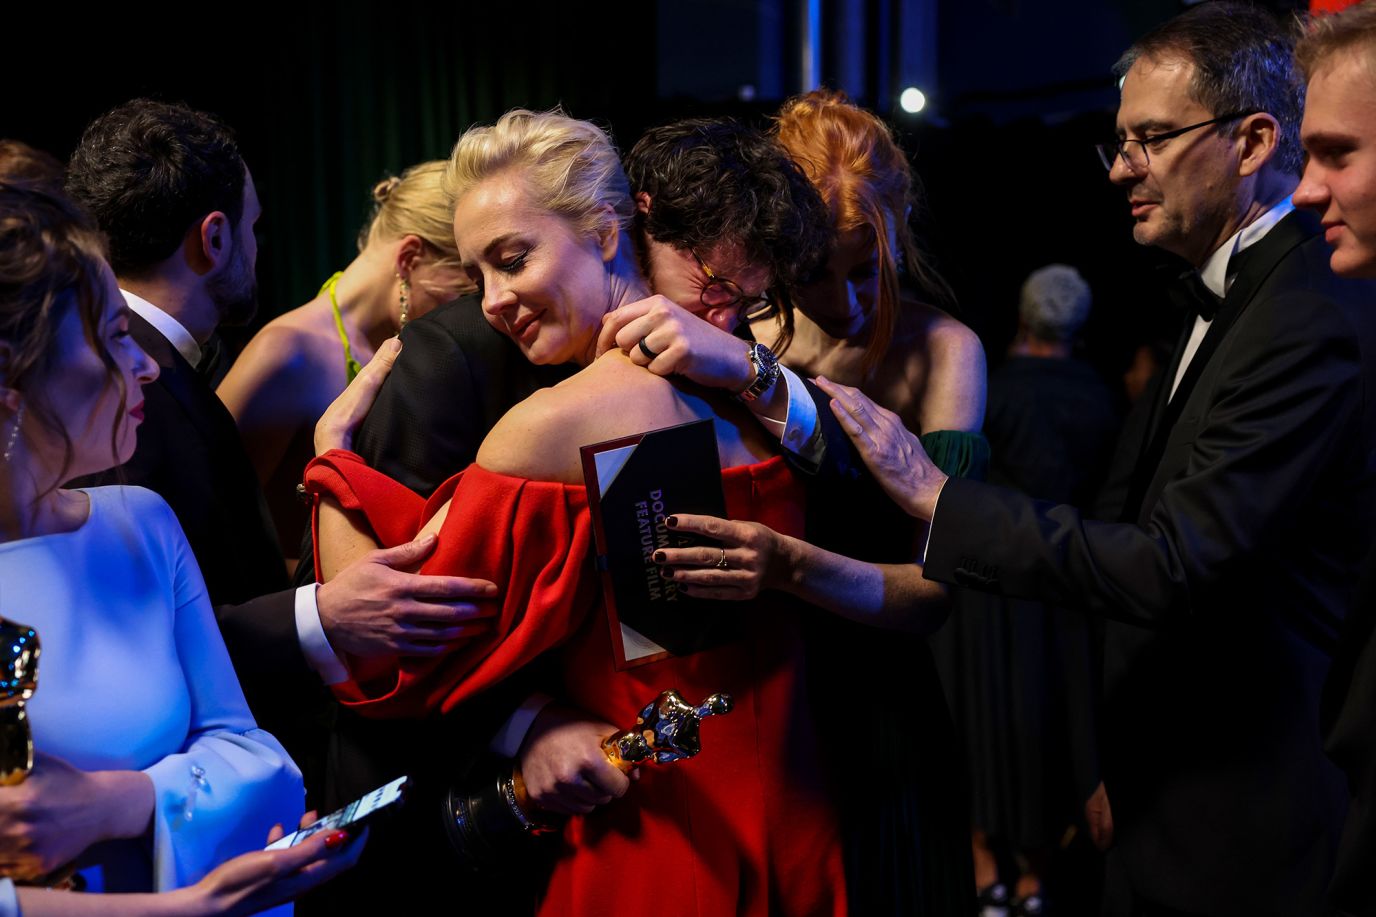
[761,308,866,384]
[328,249,403,352]
[577,232,650,367]
[119,275,219,345]
[1187,174,1297,269]
[0,455,83,542]
[1009,336,1070,359]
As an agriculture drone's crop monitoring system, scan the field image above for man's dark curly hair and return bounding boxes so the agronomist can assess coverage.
[625,118,832,299]
[66,99,246,278]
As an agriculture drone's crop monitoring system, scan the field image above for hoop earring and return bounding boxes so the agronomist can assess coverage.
[3,403,23,464]
[398,276,411,328]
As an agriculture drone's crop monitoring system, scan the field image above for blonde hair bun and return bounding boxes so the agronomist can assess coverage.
[371,175,403,205]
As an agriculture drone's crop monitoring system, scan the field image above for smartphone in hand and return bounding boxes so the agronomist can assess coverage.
[267,776,408,849]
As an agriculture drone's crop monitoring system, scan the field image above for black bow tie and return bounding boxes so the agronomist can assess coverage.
[1170,270,1221,322]
[196,334,228,386]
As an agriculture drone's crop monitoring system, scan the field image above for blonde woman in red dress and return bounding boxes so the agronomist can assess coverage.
[308,109,847,917]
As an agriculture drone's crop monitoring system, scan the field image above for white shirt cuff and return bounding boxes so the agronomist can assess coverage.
[760,365,823,464]
[295,584,350,685]
[489,692,555,758]
[920,477,952,564]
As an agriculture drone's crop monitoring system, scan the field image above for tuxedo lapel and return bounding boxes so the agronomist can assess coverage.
[1118,210,1320,523]
[1117,311,1195,522]
[129,312,233,448]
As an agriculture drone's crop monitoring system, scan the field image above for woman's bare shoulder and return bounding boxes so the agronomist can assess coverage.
[218,300,343,416]
[893,301,986,432]
[477,353,686,483]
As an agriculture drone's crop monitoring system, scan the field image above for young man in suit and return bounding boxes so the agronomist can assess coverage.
[63,100,495,779]
[812,4,1376,914]
[1292,7,1376,913]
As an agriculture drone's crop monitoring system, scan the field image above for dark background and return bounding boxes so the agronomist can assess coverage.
[5,0,1305,393]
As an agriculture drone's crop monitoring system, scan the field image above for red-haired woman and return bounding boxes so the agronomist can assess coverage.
[646,91,989,915]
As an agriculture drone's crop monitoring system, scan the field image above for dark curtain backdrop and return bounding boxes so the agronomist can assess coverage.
[6,0,656,324]
[4,0,1300,391]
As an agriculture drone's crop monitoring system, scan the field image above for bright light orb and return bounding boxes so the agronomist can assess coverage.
[899,87,927,114]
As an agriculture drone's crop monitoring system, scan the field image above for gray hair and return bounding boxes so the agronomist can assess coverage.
[1113,1,1305,176]
[1020,264,1092,343]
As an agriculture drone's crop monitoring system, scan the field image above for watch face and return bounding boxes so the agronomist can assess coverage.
[752,343,778,372]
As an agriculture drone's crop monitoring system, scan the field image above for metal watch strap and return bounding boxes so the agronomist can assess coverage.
[738,342,780,402]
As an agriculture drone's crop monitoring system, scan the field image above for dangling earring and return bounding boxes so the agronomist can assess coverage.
[398,275,411,329]
[3,403,23,464]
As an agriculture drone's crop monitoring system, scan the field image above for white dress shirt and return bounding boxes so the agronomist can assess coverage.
[1169,197,1294,400]
[122,289,203,367]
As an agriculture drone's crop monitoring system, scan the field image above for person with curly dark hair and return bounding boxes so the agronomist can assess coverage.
[625,117,830,332]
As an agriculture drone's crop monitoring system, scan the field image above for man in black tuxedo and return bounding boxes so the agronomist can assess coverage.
[815,5,1376,915]
[64,100,493,780]
[1292,9,1376,915]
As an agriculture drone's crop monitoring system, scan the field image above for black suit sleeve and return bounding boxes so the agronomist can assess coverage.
[215,588,319,713]
[925,289,1366,632]
[354,310,487,497]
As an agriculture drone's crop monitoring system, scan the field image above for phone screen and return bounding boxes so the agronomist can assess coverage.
[266,775,407,850]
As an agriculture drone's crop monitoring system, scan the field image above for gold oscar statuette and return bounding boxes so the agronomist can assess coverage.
[446,689,733,867]
[0,617,39,787]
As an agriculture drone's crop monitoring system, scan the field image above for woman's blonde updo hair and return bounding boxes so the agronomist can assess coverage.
[444,108,633,241]
[774,89,954,378]
[358,160,461,264]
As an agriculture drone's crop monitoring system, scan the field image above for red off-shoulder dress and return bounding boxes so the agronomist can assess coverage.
[305,449,847,917]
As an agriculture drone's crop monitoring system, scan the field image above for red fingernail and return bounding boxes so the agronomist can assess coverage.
[324,830,350,849]
[666,516,678,528]
[653,551,666,563]
[663,568,675,579]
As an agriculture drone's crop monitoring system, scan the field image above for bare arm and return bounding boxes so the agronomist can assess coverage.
[309,340,498,660]
[597,296,792,425]
[656,513,949,634]
[315,496,386,582]
[913,311,987,435]
[218,324,325,486]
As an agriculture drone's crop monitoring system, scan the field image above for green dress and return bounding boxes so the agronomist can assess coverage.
[803,428,989,917]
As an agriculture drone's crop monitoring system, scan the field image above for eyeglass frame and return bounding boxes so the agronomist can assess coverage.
[691,249,775,320]
[1095,109,1260,173]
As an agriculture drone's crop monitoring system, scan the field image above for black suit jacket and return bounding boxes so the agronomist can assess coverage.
[1323,548,1376,917]
[924,211,1376,915]
[77,311,316,745]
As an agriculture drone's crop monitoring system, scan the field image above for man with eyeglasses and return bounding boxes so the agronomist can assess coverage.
[800,3,1376,915]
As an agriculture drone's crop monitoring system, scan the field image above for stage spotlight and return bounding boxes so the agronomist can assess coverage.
[899,87,927,114]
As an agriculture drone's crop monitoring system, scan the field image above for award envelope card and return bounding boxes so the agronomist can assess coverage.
[580,419,733,669]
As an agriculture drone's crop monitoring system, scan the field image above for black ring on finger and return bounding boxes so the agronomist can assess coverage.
[638,336,660,360]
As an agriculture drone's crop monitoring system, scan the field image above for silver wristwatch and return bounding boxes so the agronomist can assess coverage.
[738,342,781,402]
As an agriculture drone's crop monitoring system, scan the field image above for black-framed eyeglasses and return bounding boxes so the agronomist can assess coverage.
[692,250,774,319]
[1095,110,1259,173]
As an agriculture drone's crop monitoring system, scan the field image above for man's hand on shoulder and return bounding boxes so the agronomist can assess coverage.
[597,295,754,392]
[316,534,498,659]
[815,375,948,521]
